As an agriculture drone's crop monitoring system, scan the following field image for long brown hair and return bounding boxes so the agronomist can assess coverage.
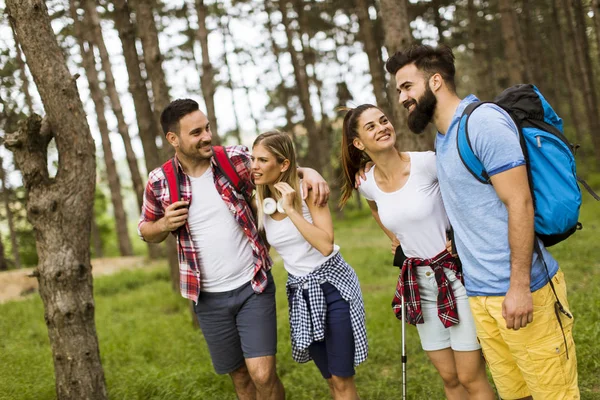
[253,131,302,230]
[339,104,380,208]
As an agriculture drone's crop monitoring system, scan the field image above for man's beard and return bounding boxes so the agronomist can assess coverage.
[406,85,437,134]
[180,141,213,160]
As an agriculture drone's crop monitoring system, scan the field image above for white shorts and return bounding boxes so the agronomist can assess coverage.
[414,266,481,352]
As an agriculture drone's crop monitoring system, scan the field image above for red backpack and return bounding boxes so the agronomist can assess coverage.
[160,146,250,204]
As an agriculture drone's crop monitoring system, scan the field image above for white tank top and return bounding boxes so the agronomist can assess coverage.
[358,151,450,259]
[187,168,254,292]
[263,189,340,277]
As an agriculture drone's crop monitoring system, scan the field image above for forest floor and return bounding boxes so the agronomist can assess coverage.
[0,256,146,303]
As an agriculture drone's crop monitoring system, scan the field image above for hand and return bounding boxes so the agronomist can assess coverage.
[273,182,297,213]
[502,285,534,330]
[354,161,374,189]
[391,237,400,255]
[161,201,189,232]
[445,240,457,257]
[300,169,330,206]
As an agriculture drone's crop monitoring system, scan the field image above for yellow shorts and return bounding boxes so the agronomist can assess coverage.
[469,269,579,399]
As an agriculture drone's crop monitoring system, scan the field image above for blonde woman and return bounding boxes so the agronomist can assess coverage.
[251,131,367,400]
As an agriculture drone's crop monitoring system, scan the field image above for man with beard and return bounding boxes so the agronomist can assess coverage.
[138,98,330,400]
[384,45,579,399]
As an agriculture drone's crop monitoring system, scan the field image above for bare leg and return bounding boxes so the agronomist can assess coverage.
[327,375,359,400]
[245,355,285,400]
[453,350,495,399]
[426,348,468,400]
[230,364,257,400]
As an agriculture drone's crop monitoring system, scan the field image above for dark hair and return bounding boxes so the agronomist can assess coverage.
[160,98,199,135]
[385,44,456,92]
[339,104,380,208]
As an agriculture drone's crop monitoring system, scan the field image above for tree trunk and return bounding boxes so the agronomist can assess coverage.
[355,0,392,118]
[129,0,174,160]
[90,214,104,259]
[498,0,529,84]
[0,157,22,268]
[431,0,445,45]
[83,0,145,209]
[112,0,163,171]
[219,15,243,144]
[278,0,323,172]
[4,1,107,398]
[520,3,544,86]
[194,0,221,145]
[71,0,133,257]
[467,0,495,101]
[378,0,426,150]
[593,0,600,62]
[236,50,261,135]
[9,18,34,113]
[552,0,585,142]
[264,0,295,140]
[571,0,600,159]
[0,232,7,271]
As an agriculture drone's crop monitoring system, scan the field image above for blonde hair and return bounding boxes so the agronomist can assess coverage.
[253,131,302,230]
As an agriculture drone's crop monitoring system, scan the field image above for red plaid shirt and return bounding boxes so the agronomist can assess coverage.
[137,145,272,302]
[392,250,463,328]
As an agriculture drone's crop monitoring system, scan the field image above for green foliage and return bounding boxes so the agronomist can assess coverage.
[1,199,599,399]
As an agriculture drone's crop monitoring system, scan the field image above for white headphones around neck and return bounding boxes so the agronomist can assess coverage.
[262,198,285,215]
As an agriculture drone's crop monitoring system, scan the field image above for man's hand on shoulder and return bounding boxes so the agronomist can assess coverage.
[354,161,374,189]
[299,167,330,206]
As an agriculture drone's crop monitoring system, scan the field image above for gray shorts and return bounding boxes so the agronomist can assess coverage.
[193,272,277,374]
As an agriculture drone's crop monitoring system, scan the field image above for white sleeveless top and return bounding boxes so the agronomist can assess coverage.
[358,151,450,259]
[263,188,340,277]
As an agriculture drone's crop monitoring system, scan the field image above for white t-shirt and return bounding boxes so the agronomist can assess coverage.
[263,187,339,277]
[359,151,450,259]
[187,168,254,292]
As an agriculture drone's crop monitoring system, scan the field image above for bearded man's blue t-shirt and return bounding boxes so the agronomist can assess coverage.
[435,95,559,296]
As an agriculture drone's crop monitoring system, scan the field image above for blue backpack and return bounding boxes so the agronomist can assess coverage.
[457,84,599,247]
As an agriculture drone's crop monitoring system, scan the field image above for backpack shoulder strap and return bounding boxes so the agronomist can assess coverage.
[457,101,492,184]
[161,158,181,204]
[213,146,248,195]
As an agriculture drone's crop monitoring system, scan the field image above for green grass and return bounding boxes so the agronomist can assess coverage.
[1,199,599,399]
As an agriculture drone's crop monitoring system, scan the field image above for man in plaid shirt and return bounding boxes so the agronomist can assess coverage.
[138,99,330,400]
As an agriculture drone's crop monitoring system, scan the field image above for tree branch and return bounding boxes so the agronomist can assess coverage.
[4,114,52,190]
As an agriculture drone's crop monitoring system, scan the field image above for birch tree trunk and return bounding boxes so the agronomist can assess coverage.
[4,1,107,398]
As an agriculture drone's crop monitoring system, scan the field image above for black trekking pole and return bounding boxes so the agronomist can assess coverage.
[401,294,407,400]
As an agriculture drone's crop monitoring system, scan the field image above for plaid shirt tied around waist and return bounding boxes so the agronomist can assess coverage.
[392,249,463,328]
[137,145,272,303]
[286,253,368,366]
